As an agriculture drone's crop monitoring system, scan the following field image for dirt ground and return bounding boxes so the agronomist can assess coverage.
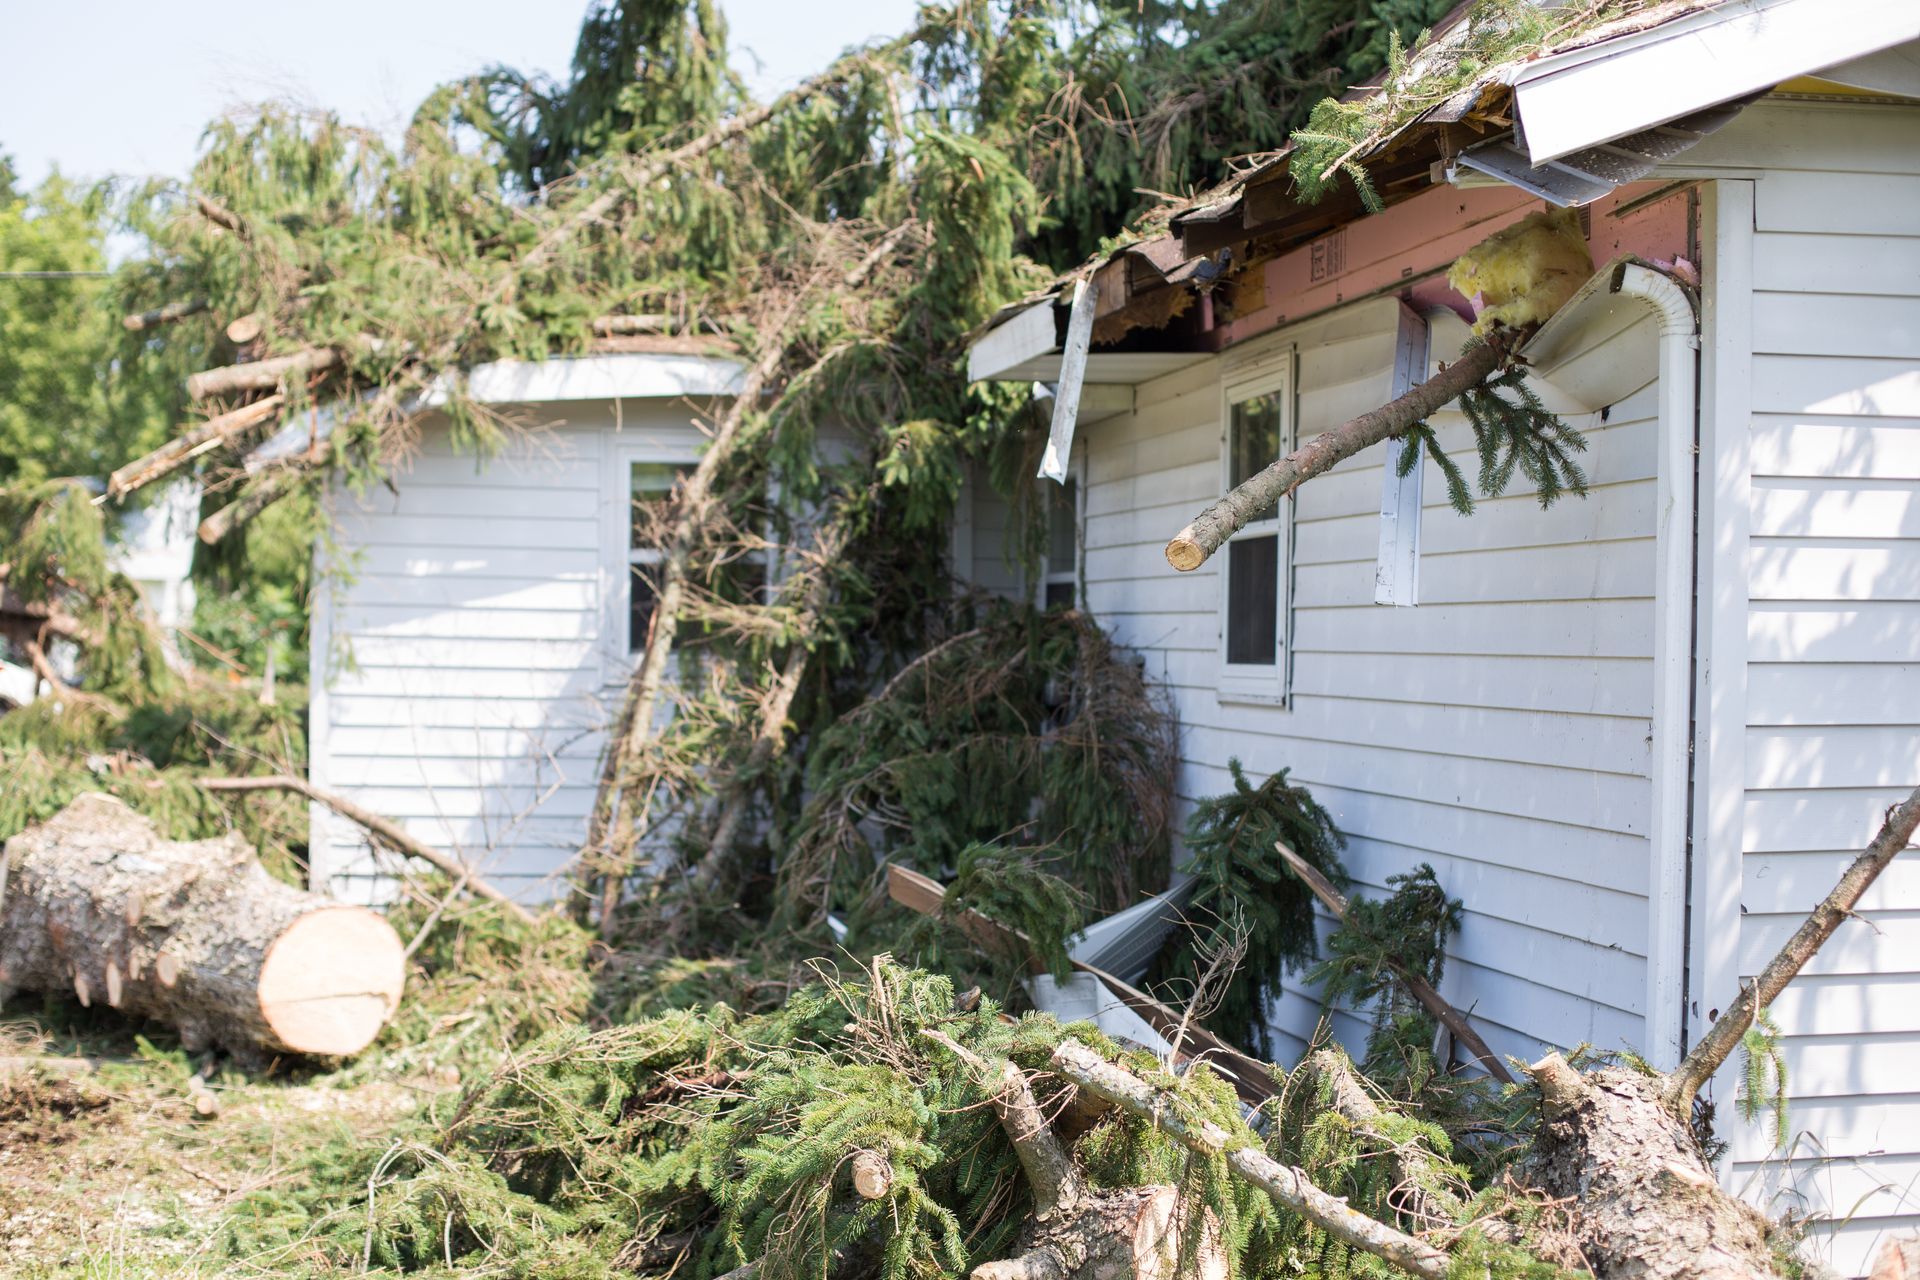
[0,1017,452,1279]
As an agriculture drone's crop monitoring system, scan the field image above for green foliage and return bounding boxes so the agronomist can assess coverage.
[1314,864,1464,1077]
[1397,360,1589,517]
[1149,759,1348,1059]
[1740,1005,1792,1152]
[1289,1,1666,208]
[0,166,174,485]
[785,604,1176,931]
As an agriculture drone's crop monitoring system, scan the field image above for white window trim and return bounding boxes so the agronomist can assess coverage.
[1217,350,1294,705]
[601,440,701,686]
[1036,444,1086,610]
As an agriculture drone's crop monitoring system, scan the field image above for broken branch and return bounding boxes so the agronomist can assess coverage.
[122,298,208,332]
[1272,841,1514,1084]
[1664,782,1920,1115]
[197,775,535,925]
[106,395,286,500]
[186,347,341,401]
[1164,337,1507,572]
[1050,1039,1453,1280]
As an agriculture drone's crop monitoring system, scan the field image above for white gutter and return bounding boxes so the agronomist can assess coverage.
[1520,258,1699,1069]
[1619,263,1700,1072]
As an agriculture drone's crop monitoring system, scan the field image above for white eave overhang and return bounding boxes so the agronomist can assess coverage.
[1512,0,1920,165]
[246,351,745,471]
[965,297,1208,395]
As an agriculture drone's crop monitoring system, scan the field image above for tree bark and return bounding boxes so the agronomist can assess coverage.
[198,775,534,925]
[1164,338,1506,572]
[0,793,405,1058]
[591,286,814,927]
[1664,782,1920,1116]
[1049,1039,1455,1280]
[122,299,208,332]
[1525,1053,1776,1280]
[186,347,341,401]
[106,395,285,500]
[690,518,850,894]
[924,1031,1223,1280]
[1272,840,1513,1084]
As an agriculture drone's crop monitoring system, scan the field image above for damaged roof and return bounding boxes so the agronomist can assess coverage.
[971,0,1920,375]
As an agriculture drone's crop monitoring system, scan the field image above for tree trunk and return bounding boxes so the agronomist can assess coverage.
[0,794,405,1059]
[1164,337,1506,572]
[1525,1053,1776,1280]
[592,287,812,927]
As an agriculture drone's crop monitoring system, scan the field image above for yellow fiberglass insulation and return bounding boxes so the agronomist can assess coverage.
[1447,206,1594,335]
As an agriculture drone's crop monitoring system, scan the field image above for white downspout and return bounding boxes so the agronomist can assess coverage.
[1619,262,1700,1071]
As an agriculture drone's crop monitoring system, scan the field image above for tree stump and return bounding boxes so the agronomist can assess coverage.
[1525,1054,1777,1280]
[0,793,405,1058]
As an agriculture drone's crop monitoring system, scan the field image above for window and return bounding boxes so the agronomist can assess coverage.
[1219,364,1291,700]
[1041,474,1080,611]
[628,460,693,652]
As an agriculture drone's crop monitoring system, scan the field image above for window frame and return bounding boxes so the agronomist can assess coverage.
[603,441,701,682]
[1216,352,1295,705]
[1036,444,1086,612]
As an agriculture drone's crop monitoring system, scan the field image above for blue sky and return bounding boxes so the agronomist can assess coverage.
[0,0,922,189]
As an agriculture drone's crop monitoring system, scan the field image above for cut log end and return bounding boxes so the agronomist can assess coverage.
[1165,536,1205,573]
[257,907,406,1056]
[851,1150,893,1200]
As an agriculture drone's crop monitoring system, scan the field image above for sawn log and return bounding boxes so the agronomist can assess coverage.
[0,793,405,1058]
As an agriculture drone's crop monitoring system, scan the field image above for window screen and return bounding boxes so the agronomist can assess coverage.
[628,461,694,652]
[1043,475,1079,610]
[1225,534,1279,665]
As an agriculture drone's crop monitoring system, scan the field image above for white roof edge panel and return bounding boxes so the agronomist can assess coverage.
[1513,0,1920,164]
[967,300,1059,382]
[459,352,744,403]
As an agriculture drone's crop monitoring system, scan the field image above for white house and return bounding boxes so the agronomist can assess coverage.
[300,1,1918,1269]
[306,350,744,901]
[961,4,1920,1272]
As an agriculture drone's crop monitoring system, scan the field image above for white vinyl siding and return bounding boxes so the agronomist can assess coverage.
[1062,293,1662,1066]
[310,399,713,900]
[1686,98,1920,1276]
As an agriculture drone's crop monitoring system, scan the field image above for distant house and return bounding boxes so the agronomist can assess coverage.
[305,349,743,902]
[962,3,1920,1272]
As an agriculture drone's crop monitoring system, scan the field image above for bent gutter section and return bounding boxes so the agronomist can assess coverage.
[1615,261,1700,1070]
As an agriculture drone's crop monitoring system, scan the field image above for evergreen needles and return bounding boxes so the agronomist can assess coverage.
[1396,359,1589,517]
[1148,758,1348,1059]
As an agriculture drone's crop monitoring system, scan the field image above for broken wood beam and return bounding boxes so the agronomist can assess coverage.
[198,775,535,925]
[1271,840,1514,1084]
[1050,1039,1453,1280]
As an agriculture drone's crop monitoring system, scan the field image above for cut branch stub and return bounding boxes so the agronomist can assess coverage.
[1165,337,1506,572]
[106,395,285,500]
[186,346,341,401]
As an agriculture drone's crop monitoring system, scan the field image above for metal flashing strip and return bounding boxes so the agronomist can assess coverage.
[1451,99,1751,207]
